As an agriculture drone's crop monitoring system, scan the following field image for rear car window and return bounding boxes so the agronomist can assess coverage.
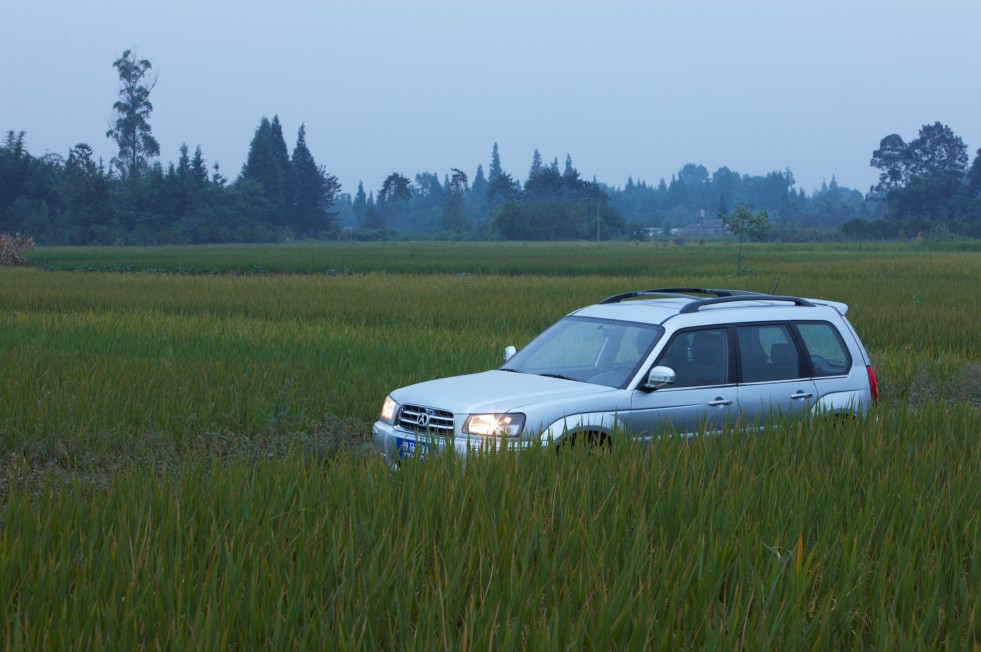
[736,324,804,381]
[794,321,852,376]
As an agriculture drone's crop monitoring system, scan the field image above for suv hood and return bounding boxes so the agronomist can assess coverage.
[392,370,615,414]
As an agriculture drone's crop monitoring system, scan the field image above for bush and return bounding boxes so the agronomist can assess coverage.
[0,232,35,266]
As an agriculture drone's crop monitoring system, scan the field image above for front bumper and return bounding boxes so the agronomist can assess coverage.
[371,420,532,464]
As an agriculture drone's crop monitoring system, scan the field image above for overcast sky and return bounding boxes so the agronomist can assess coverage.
[2,0,979,196]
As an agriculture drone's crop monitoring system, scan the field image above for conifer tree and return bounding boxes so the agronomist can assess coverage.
[190,146,209,187]
[290,124,341,237]
[270,116,294,214]
[489,142,503,184]
[239,116,293,227]
[528,149,543,181]
[469,164,488,221]
[353,181,368,223]
[63,143,113,243]
[442,168,469,232]
[563,154,575,178]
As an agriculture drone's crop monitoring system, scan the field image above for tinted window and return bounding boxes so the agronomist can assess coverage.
[737,324,803,382]
[656,328,729,387]
[795,321,851,376]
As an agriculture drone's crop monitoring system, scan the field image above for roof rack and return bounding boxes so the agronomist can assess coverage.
[598,288,817,313]
[678,295,816,313]
[599,288,761,304]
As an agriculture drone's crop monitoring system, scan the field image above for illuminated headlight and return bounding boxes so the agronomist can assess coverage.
[463,413,525,438]
[380,396,398,423]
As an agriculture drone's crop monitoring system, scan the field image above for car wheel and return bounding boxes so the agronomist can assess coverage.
[558,430,611,451]
[831,413,855,428]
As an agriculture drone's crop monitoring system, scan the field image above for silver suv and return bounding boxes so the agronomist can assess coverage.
[372,289,878,461]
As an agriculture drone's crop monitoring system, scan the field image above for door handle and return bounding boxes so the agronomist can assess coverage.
[790,391,814,400]
[708,397,733,407]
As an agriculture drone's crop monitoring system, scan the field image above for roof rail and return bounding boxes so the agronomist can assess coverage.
[599,288,761,304]
[678,294,816,313]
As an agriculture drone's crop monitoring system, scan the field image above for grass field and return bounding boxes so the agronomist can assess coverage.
[2,242,979,648]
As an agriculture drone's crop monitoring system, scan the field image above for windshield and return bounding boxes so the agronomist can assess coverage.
[502,317,663,388]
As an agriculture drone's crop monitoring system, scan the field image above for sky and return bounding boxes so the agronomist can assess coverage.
[2,0,979,197]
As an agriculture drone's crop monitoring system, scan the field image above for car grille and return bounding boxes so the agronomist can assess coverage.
[397,404,455,437]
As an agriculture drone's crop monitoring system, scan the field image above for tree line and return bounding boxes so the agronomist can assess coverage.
[854,122,981,239]
[0,51,342,245]
[2,51,980,245]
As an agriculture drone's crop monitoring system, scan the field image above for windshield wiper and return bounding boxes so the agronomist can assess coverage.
[538,372,578,382]
[500,367,523,373]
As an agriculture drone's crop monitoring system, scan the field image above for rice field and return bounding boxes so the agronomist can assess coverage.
[2,242,979,648]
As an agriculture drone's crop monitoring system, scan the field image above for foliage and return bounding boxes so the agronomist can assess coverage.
[613,166,801,228]
[970,146,981,197]
[0,131,63,240]
[488,142,503,184]
[63,143,114,244]
[290,124,341,238]
[351,182,368,224]
[869,122,979,225]
[722,206,770,273]
[106,50,159,179]
[488,157,624,240]
[378,172,412,205]
[441,168,469,232]
[0,231,34,266]
[0,132,30,213]
[0,52,339,245]
[374,172,413,229]
[239,116,292,227]
[869,133,909,194]
[486,170,521,206]
[467,164,489,224]
[3,49,981,244]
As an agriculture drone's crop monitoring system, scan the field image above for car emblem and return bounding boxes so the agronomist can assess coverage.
[418,412,430,428]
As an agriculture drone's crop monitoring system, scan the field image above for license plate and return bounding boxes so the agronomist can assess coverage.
[396,437,428,459]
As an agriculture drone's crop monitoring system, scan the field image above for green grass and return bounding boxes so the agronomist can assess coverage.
[1,242,980,648]
[3,411,978,649]
[27,239,981,277]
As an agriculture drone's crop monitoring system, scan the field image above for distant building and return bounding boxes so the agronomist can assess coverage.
[680,210,726,237]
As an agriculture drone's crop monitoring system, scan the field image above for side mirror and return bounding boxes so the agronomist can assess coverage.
[503,345,517,363]
[643,365,675,391]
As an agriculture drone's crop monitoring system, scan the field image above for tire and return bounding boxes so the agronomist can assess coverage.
[558,430,611,451]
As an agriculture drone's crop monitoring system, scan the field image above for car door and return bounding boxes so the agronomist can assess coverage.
[735,323,817,428]
[626,327,737,439]
[792,320,859,408]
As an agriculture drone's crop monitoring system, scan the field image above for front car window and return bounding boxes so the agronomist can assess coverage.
[504,317,663,388]
[655,328,730,387]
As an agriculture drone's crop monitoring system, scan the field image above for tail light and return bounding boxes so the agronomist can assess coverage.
[866,365,879,406]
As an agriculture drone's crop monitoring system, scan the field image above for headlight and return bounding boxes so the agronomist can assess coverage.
[380,396,397,423]
[463,413,525,438]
